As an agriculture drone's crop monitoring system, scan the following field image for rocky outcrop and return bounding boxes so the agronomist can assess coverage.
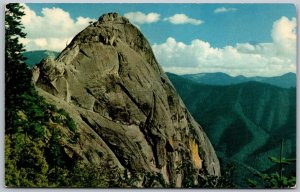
[34,12,220,187]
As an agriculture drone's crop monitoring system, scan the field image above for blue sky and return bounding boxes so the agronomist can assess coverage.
[21,3,296,76]
[27,3,295,47]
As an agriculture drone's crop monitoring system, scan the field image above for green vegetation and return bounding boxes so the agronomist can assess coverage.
[248,172,296,188]
[178,156,235,188]
[5,4,71,186]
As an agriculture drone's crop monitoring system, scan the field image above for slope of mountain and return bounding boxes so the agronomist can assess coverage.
[167,72,296,185]
[182,72,296,88]
[23,50,59,68]
[31,13,220,187]
[251,72,296,88]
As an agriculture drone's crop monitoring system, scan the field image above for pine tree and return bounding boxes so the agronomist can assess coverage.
[5,3,31,89]
[5,3,33,133]
[5,3,49,186]
[247,139,296,188]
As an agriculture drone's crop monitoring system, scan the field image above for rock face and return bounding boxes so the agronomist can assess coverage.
[34,13,220,187]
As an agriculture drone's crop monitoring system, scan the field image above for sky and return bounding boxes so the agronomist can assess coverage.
[20,3,296,77]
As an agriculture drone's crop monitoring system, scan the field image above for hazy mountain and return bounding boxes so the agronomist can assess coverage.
[250,72,296,88]
[182,72,296,88]
[23,50,59,68]
[167,72,296,185]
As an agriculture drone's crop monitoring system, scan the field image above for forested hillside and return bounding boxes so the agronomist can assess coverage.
[167,72,296,186]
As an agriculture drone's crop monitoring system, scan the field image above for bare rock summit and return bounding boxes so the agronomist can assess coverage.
[33,12,220,187]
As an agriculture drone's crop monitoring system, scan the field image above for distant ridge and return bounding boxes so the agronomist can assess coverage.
[181,72,296,88]
[23,50,59,68]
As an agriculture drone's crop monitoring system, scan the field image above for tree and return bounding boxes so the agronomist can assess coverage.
[5,3,49,186]
[5,3,34,133]
[247,139,296,188]
[5,3,32,92]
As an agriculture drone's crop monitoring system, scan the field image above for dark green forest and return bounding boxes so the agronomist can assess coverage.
[167,72,296,187]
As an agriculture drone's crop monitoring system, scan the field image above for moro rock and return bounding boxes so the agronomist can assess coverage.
[33,13,220,187]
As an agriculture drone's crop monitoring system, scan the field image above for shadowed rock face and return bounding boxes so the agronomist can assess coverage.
[33,13,220,187]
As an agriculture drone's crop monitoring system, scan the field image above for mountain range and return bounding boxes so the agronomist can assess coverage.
[182,72,296,88]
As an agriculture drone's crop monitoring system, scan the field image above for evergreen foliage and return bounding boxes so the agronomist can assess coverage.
[247,140,296,188]
[5,3,32,134]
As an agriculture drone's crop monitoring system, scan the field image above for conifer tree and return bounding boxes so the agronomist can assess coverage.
[5,3,32,133]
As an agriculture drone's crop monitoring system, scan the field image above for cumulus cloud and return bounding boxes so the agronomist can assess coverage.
[164,14,203,25]
[271,16,296,58]
[20,4,96,51]
[124,12,160,25]
[214,7,237,13]
[152,17,296,77]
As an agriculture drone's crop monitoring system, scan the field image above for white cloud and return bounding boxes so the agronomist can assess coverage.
[34,38,47,47]
[21,4,96,51]
[271,16,296,58]
[164,14,203,25]
[152,17,296,77]
[124,12,160,25]
[214,7,237,13]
